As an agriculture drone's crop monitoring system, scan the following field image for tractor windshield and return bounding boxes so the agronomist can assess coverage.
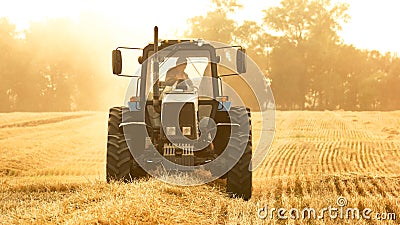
[145,50,213,100]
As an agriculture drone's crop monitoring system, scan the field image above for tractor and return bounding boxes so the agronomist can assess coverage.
[107,26,252,200]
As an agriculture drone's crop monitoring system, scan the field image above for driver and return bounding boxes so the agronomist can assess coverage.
[165,57,190,86]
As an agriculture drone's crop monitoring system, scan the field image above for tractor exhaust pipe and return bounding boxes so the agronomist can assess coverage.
[153,26,161,113]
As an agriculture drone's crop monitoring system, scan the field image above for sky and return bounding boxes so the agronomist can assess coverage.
[1,0,400,54]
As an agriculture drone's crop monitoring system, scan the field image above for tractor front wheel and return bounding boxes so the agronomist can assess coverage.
[106,107,146,182]
[226,107,252,200]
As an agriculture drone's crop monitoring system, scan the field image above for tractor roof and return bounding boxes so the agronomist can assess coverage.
[160,39,194,45]
[145,39,208,49]
[141,39,215,62]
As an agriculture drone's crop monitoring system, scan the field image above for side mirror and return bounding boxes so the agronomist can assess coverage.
[112,50,122,75]
[138,56,143,64]
[236,48,247,74]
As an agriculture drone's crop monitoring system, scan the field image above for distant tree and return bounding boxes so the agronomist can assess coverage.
[23,19,78,111]
[186,0,242,43]
[0,15,125,112]
[376,53,400,110]
[331,45,361,110]
[23,17,113,111]
[264,0,349,45]
[0,18,18,111]
[263,0,350,109]
[233,21,275,75]
[384,59,400,110]
[269,39,307,109]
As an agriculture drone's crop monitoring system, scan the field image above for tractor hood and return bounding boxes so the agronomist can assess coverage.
[161,89,199,141]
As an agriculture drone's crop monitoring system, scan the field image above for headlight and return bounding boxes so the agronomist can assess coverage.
[166,127,176,136]
[182,127,191,136]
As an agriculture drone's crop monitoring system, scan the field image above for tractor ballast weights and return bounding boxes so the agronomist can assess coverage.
[107,26,252,200]
[163,143,194,166]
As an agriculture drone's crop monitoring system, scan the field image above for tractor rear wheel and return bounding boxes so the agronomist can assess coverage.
[106,107,146,182]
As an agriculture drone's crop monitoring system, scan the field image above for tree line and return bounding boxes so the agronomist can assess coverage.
[0,0,399,112]
[186,0,400,110]
[0,15,118,112]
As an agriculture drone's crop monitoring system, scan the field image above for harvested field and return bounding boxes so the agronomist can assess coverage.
[0,111,399,224]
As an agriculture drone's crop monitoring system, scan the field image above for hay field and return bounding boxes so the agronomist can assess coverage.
[0,111,399,224]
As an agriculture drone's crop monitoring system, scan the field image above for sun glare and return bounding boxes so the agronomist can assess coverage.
[339,0,400,54]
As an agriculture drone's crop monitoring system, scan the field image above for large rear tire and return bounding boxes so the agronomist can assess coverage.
[106,107,146,182]
[226,107,252,200]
